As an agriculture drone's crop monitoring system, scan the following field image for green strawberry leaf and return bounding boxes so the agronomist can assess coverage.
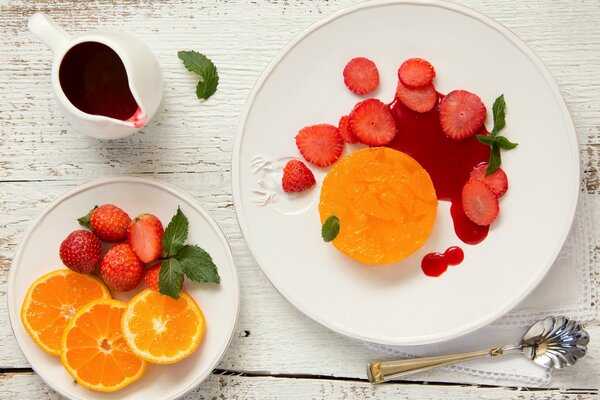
[162,207,189,257]
[178,50,219,100]
[321,215,340,242]
[175,244,220,284]
[159,258,183,300]
[77,205,97,229]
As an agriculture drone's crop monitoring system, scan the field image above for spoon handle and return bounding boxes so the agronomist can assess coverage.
[367,347,504,383]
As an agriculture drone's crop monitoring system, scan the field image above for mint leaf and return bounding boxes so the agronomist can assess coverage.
[77,205,97,229]
[476,134,496,146]
[178,50,219,100]
[321,215,340,242]
[495,136,518,150]
[175,244,220,284]
[159,258,183,299]
[486,146,502,176]
[162,207,189,257]
[491,94,506,135]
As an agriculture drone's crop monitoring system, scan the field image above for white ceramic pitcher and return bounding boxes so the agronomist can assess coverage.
[28,12,162,140]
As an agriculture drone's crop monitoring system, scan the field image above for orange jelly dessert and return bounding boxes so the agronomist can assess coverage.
[319,147,437,265]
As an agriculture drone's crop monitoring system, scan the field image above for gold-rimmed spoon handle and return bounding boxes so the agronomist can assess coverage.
[367,347,504,384]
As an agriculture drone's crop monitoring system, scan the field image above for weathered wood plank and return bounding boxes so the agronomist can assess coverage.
[1,372,598,400]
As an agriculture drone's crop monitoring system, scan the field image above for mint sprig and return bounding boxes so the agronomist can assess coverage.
[159,207,220,299]
[475,94,518,176]
[178,50,219,100]
[321,215,340,242]
[162,207,188,256]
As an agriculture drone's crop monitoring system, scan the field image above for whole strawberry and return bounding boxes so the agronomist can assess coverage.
[59,230,102,274]
[282,160,316,193]
[127,214,164,263]
[100,243,143,291]
[79,204,131,242]
[144,263,183,292]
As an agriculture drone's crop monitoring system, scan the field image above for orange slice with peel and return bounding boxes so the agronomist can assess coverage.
[21,269,111,355]
[61,299,146,392]
[319,147,437,264]
[121,289,205,364]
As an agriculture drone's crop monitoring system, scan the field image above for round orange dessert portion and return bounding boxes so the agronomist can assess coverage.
[319,147,437,265]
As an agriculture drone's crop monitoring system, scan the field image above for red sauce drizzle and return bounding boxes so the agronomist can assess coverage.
[387,96,490,245]
[421,246,464,277]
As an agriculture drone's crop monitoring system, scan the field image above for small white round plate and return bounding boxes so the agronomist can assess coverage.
[232,0,578,345]
[8,177,239,399]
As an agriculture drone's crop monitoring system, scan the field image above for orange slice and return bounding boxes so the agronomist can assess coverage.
[21,269,111,355]
[121,289,205,364]
[319,147,437,264]
[61,299,146,392]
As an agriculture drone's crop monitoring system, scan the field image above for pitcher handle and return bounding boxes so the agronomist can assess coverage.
[28,12,69,52]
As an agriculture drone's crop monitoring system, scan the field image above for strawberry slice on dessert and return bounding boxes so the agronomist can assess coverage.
[338,115,358,144]
[469,163,508,197]
[295,124,344,167]
[439,90,486,140]
[462,179,499,226]
[395,81,437,113]
[343,57,379,95]
[282,160,316,193]
[349,99,396,146]
[398,58,436,89]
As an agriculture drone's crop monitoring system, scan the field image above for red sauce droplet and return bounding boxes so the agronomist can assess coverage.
[443,246,464,265]
[450,197,489,245]
[421,246,464,277]
[387,96,491,244]
[59,41,140,121]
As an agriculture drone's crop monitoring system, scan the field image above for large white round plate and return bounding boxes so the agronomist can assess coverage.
[8,177,239,399]
[232,0,579,345]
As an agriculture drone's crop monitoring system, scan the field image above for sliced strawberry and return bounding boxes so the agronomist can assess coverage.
[395,82,437,113]
[282,160,316,192]
[398,58,436,89]
[127,214,164,263]
[469,163,508,197]
[343,57,379,95]
[462,179,499,226]
[338,115,358,144]
[295,124,344,167]
[439,90,486,140]
[349,99,396,146]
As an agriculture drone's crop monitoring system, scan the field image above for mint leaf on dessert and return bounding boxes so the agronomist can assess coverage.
[487,146,502,176]
[162,207,189,257]
[322,215,340,242]
[175,244,220,284]
[178,50,219,100]
[478,95,518,175]
[495,136,518,150]
[491,94,506,135]
[159,258,183,300]
[475,135,496,146]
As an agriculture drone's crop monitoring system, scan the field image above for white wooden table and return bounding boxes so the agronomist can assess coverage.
[1,0,599,398]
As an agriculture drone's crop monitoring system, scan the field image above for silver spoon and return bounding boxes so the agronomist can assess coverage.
[367,316,589,384]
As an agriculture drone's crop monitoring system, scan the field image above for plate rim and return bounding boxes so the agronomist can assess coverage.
[7,175,240,399]
[231,0,580,346]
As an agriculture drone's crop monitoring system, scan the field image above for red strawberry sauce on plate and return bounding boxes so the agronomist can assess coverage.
[387,95,490,274]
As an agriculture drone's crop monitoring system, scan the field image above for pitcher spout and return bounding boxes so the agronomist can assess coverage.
[125,107,147,128]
